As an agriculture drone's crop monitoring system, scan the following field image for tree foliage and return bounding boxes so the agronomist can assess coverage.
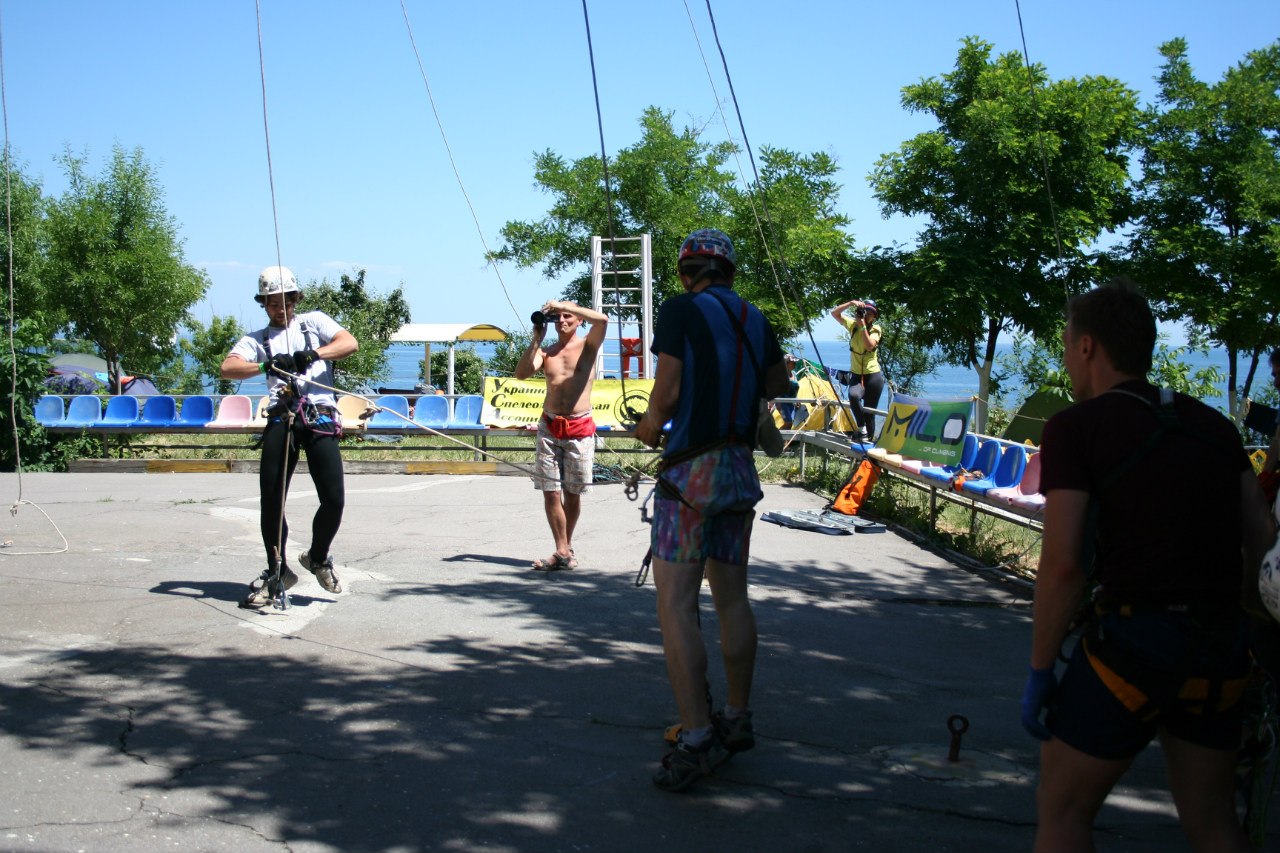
[492,106,853,341]
[44,146,209,392]
[302,268,411,391]
[0,158,53,336]
[869,38,1141,429]
[162,314,245,395]
[1122,38,1280,420]
[486,331,536,380]
[425,347,485,395]
[0,322,99,472]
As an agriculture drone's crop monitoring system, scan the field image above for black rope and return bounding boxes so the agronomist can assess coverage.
[579,1,645,422]
[701,0,832,383]
[1013,0,1068,299]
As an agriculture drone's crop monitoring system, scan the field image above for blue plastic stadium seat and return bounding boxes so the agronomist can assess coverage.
[63,395,104,428]
[413,395,450,429]
[962,445,1026,496]
[446,394,484,430]
[174,396,214,427]
[919,433,981,482]
[137,396,179,428]
[368,395,411,430]
[35,395,65,426]
[94,396,140,428]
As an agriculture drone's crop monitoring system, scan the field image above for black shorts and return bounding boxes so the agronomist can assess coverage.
[1047,610,1250,760]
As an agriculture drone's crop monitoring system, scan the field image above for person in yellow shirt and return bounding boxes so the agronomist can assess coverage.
[831,298,884,441]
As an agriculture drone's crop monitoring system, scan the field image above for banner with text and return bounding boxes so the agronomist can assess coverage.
[876,392,972,465]
[481,377,654,429]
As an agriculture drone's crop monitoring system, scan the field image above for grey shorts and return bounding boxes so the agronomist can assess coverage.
[534,419,594,494]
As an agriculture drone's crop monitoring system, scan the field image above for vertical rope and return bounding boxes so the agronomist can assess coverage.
[398,0,523,329]
[580,0,639,413]
[0,0,22,500]
[0,3,68,554]
[1013,0,1067,300]
[254,0,284,273]
[701,0,830,379]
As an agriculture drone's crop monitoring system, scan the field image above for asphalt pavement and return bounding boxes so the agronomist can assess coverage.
[0,471,1267,852]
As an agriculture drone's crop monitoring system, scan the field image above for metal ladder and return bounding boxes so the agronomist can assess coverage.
[590,234,654,379]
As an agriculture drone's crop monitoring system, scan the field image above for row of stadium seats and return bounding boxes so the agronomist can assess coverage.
[34,393,486,432]
[865,432,1044,513]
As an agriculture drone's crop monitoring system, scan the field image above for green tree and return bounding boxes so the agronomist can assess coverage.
[45,146,209,392]
[486,331,535,379]
[302,268,411,391]
[0,321,99,472]
[1122,39,1280,420]
[425,347,485,394]
[160,314,245,395]
[492,106,852,340]
[869,38,1141,430]
[0,157,54,335]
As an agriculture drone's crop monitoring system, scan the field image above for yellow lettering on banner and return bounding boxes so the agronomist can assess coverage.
[481,377,655,428]
[881,400,918,453]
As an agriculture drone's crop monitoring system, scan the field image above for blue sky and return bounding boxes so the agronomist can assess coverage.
[4,1,1276,342]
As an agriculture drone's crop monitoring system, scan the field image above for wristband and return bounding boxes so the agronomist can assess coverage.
[259,362,268,374]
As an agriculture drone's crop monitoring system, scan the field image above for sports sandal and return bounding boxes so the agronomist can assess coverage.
[652,736,729,793]
[532,553,572,571]
[239,565,299,609]
[711,709,755,753]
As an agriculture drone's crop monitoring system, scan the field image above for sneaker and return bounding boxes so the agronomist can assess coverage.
[711,709,755,754]
[301,551,342,593]
[652,736,728,793]
[239,565,298,609]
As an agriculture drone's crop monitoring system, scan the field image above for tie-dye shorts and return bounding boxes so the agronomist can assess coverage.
[651,443,762,565]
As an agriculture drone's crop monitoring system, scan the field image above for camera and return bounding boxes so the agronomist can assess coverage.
[854,306,866,319]
[531,310,547,326]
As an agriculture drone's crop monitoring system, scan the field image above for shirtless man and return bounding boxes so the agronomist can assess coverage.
[515,299,609,571]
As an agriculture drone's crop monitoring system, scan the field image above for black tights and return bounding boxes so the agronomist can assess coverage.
[259,418,345,569]
[848,370,885,437]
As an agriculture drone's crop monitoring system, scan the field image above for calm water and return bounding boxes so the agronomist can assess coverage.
[229,338,1238,412]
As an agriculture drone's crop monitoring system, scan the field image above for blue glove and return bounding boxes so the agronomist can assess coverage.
[1020,665,1057,741]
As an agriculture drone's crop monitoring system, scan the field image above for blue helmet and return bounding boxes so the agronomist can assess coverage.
[679,228,736,270]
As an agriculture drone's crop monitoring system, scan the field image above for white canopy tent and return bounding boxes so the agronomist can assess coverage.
[389,323,508,395]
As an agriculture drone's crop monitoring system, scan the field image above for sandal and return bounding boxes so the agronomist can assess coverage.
[532,553,572,571]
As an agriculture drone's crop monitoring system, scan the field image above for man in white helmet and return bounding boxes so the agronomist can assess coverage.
[220,265,359,608]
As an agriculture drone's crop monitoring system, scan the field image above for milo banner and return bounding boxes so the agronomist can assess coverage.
[481,377,654,429]
[876,392,972,465]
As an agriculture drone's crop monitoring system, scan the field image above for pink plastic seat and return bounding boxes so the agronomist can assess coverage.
[208,395,254,428]
[989,452,1044,513]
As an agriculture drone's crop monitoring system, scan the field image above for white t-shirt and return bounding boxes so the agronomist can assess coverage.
[230,311,345,408]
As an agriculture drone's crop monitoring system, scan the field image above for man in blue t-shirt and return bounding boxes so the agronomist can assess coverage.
[636,229,788,792]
